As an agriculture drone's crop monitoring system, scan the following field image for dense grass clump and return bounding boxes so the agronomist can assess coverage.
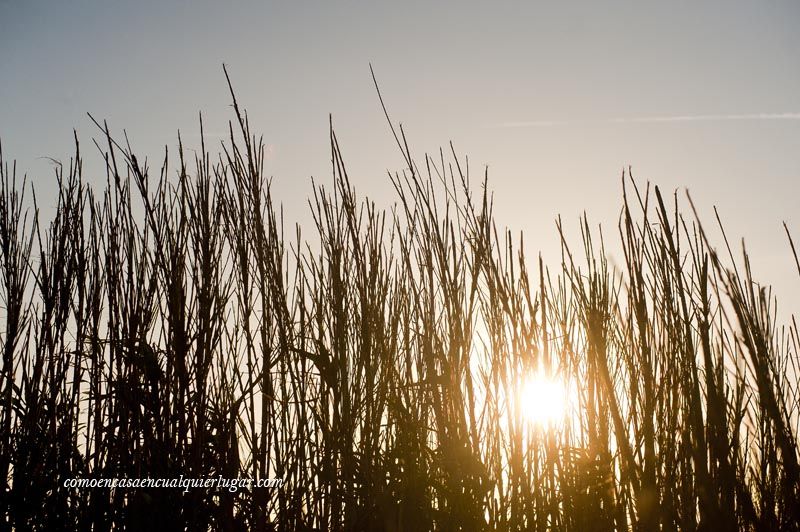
[0,76,798,530]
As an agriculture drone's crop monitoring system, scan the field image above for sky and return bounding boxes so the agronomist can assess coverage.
[1,0,799,316]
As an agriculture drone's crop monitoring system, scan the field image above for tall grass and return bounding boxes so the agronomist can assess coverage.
[0,73,798,530]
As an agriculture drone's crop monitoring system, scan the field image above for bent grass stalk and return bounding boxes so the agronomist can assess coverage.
[0,73,797,530]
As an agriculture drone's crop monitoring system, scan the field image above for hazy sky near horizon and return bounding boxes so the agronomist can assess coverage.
[2,1,799,313]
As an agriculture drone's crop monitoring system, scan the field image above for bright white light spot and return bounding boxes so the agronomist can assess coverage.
[519,372,568,427]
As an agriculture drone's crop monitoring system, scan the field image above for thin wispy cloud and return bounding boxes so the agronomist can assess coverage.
[611,112,800,123]
[493,112,800,128]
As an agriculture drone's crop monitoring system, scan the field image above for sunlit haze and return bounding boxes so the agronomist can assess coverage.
[519,371,573,428]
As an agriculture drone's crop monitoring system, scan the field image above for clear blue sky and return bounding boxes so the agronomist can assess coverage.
[2,0,799,313]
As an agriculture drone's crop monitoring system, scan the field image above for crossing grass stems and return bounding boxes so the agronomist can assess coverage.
[0,70,798,530]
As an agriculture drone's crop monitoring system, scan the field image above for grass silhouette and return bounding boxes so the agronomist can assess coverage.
[0,70,798,530]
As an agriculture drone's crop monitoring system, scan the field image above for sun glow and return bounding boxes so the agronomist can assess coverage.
[519,372,571,427]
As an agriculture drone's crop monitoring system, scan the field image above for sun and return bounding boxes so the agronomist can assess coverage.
[519,371,570,427]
